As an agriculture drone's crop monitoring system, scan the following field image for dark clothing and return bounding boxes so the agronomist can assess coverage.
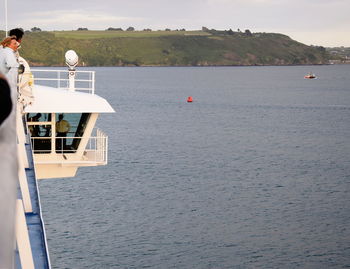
[56,132,67,138]
[0,78,12,126]
[56,132,67,151]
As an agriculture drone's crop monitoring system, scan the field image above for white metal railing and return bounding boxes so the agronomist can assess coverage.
[30,128,108,165]
[31,69,95,94]
[84,128,108,164]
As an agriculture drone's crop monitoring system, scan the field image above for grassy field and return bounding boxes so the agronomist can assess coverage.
[15,30,329,66]
[53,30,210,39]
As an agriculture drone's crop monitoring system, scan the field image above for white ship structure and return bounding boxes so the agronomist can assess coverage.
[4,50,114,268]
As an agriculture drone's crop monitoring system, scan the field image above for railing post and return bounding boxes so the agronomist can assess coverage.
[105,136,108,164]
[51,112,56,153]
[18,146,33,213]
[92,71,95,95]
[16,200,35,269]
[68,70,76,91]
[57,70,60,88]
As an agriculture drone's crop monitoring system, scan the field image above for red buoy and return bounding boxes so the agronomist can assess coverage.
[187,96,193,103]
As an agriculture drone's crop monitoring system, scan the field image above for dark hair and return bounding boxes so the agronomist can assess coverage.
[9,28,24,41]
[0,77,13,126]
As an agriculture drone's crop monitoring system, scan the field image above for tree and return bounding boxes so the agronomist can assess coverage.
[77,27,88,31]
[202,26,209,32]
[126,27,135,31]
[106,27,123,31]
[31,27,42,32]
[316,46,326,53]
[245,29,253,36]
[227,29,234,35]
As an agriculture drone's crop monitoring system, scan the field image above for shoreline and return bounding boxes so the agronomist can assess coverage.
[29,63,345,68]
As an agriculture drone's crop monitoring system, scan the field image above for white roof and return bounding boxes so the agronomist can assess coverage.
[25,85,115,113]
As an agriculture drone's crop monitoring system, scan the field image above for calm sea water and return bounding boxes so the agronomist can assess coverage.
[39,65,350,268]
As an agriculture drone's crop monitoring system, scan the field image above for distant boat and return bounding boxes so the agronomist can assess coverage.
[304,73,317,79]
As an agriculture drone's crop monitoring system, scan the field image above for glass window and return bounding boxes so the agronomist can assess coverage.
[55,113,90,153]
[31,126,52,153]
[27,113,51,123]
[29,124,51,137]
[27,113,52,154]
[27,113,91,154]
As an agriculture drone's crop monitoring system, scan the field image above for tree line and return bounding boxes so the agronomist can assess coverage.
[17,26,250,34]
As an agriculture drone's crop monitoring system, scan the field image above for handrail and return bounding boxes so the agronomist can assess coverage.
[31,69,95,94]
[30,128,108,165]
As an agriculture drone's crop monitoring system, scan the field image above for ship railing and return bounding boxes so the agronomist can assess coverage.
[30,128,108,165]
[31,69,95,94]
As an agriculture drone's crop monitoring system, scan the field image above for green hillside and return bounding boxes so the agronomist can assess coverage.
[2,30,329,66]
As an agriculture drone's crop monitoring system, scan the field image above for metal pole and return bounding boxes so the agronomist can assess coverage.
[5,0,8,36]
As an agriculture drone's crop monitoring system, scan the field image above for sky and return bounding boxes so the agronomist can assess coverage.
[3,0,350,47]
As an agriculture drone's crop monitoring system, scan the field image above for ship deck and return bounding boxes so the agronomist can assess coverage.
[16,143,50,269]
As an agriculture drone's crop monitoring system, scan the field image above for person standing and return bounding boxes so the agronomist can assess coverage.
[56,114,71,150]
[28,113,42,137]
[0,36,20,98]
[9,28,34,108]
[9,28,24,59]
[0,36,20,147]
[0,37,19,269]
[0,30,24,269]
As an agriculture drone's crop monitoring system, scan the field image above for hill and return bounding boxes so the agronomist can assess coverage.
[1,30,329,66]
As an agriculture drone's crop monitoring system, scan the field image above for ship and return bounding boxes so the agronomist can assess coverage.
[1,49,114,268]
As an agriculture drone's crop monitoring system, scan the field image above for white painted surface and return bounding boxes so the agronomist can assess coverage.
[31,114,108,179]
[18,145,33,213]
[16,200,35,269]
[0,80,18,269]
[25,85,115,113]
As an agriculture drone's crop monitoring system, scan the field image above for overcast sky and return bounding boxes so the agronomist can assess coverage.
[3,0,350,47]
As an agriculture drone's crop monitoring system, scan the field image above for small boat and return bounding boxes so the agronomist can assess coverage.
[304,73,316,79]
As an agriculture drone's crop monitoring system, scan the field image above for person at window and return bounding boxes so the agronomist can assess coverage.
[56,114,70,150]
[28,113,42,137]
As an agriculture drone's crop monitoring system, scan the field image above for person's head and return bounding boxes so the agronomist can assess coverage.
[1,36,20,51]
[58,114,64,120]
[35,113,42,119]
[9,28,24,43]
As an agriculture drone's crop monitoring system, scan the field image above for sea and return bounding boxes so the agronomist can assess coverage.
[38,65,350,268]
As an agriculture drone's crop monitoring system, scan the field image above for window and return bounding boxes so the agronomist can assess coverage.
[27,113,52,153]
[55,113,90,153]
[27,113,91,154]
